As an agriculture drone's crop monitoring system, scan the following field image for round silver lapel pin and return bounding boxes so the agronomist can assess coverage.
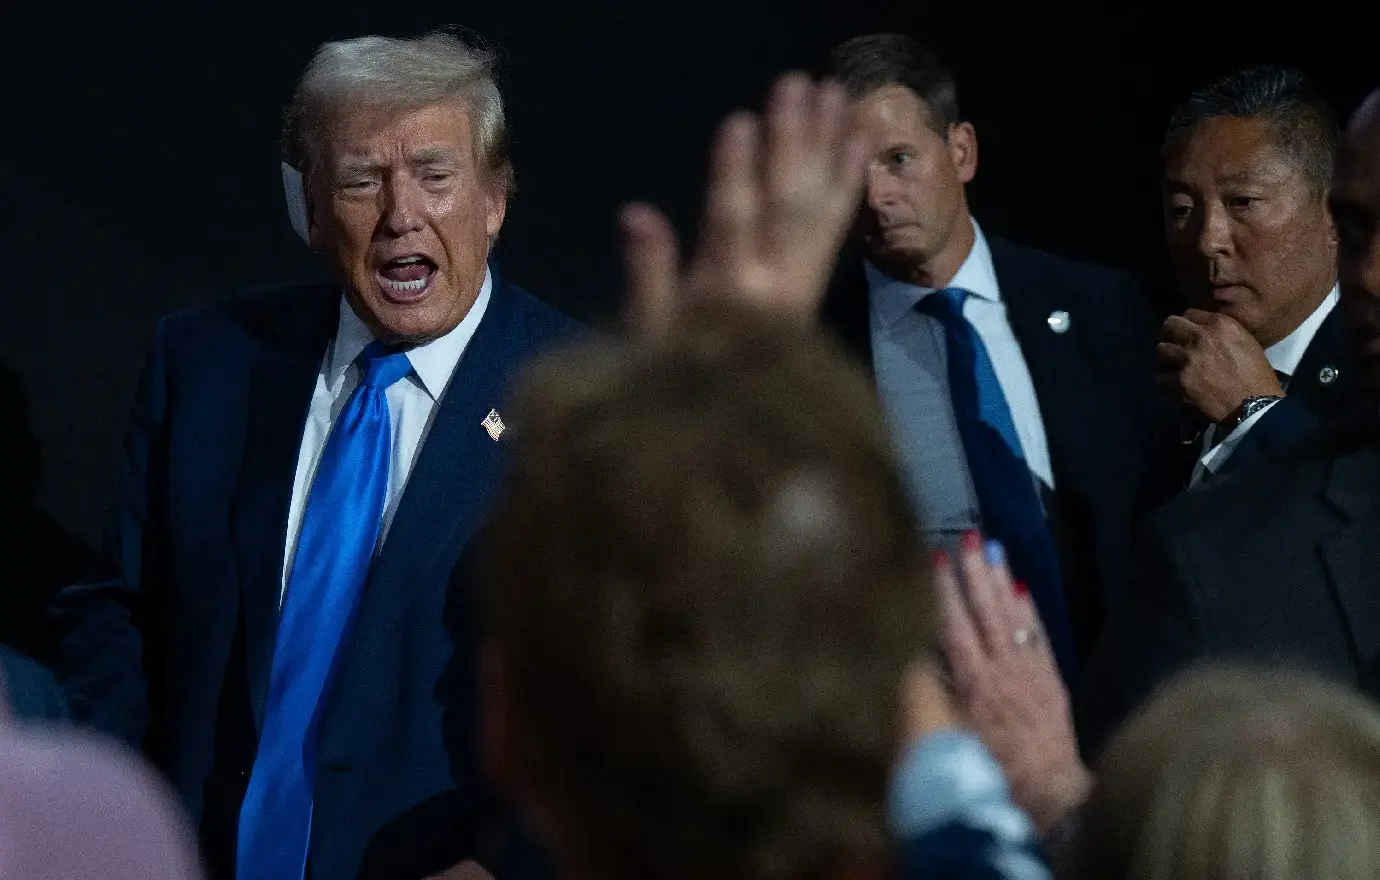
[1319,365,1339,386]
[1047,310,1071,334]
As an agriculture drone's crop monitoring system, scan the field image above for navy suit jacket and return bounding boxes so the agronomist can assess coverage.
[0,645,67,723]
[1135,305,1361,519]
[821,236,1159,670]
[50,271,582,880]
[1078,411,1380,753]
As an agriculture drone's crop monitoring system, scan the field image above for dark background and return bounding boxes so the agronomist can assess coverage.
[1,0,1376,552]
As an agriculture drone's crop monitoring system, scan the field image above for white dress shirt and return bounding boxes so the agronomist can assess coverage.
[1191,283,1339,487]
[279,269,493,601]
[868,220,1055,489]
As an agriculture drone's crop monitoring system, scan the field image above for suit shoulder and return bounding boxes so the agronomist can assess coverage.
[992,237,1141,297]
[502,283,586,345]
[157,280,337,340]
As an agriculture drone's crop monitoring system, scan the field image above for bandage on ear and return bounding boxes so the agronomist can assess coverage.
[281,162,309,244]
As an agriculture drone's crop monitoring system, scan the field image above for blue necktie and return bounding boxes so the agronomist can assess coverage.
[236,341,413,880]
[917,289,1077,682]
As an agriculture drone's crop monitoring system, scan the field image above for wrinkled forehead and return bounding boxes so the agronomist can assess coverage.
[850,84,941,139]
[1163,116,1298,189]
[316,99,478,169]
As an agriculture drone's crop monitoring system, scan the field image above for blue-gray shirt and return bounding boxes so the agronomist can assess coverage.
[867,221,1053,548]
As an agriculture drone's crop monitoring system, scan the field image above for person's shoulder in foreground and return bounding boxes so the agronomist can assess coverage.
[0,713,204,880]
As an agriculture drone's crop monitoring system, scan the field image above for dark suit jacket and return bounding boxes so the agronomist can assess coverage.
[1136,305,1359,519]
[0,645,67,723]
[821,236,1159,665]
[1077,411,1380,753]
[50,270,582,880]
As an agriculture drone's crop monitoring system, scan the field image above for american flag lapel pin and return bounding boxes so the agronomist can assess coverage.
[481,408,506,441]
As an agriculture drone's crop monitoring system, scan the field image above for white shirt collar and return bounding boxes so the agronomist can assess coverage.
[865,218,1000,326]
[327,267,494,399]
[1265,283,1339,377]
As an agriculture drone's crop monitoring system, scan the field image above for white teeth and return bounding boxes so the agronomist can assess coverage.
[383,277,428,292]
[394,255,424,264]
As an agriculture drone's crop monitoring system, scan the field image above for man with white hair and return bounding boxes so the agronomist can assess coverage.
[49,31,580,880]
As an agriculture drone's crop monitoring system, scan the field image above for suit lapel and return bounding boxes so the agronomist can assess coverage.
[1289,306,1351,411]
[1318,437,1380,675]
[989,238,1110,506]
[230,285,340,730]
[348,277,529,649]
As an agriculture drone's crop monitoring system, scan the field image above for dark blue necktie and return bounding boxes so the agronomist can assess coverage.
[917,289,1077,682]
[236,341,413,880]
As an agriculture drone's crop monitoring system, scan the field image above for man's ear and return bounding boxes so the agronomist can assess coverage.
[306,185,329,252]
[1323,187,1341,249]
[947,122,979,185]
[485,180,508,242]
[281,162,312,246]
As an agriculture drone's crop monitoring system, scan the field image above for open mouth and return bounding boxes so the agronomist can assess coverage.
[376,255,437,302]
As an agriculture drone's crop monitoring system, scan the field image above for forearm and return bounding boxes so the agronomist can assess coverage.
[50,560,150,745]
[50,321,169,746]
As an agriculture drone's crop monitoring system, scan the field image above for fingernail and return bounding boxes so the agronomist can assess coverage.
[932,549,950,569]
[1014,580,1029,597]
[984,539,1006,567]
[961,530,981,552]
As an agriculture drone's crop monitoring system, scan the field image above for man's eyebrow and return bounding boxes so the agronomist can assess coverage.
[332,156,380,177]
[409,147,462,165]
[1218,170,1264,187]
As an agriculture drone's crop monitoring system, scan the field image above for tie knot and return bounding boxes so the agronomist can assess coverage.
[917,287,970,322]
[356,341,413,390]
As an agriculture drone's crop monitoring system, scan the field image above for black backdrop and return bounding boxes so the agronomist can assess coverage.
[1,0,1376,548]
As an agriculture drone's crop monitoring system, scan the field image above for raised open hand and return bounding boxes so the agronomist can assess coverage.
[938,533,1092,833]
[620,72,870,336]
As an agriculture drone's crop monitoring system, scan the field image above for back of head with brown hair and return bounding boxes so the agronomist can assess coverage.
[484,305,935,880]
[1072,664,1380,880]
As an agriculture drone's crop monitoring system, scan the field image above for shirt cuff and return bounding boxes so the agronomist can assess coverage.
[1194,398,1281,482]
[889,728,1036,840]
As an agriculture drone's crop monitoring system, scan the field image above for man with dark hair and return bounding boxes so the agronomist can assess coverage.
[819,33,1158,690]
[1077,87,1380,751]
[1139,65,1360,514]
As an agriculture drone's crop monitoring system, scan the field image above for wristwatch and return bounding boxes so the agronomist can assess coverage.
[1228,395,1284,429]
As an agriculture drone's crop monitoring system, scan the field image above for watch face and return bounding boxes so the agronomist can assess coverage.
[1239,396,1281,425]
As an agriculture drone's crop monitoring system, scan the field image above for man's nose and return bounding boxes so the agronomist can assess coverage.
[865,165,901,212]
[380,179,426,237]
[1196,203,1233,258]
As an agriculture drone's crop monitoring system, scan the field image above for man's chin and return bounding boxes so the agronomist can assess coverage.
[1187,297,1265,335]
[347,290,462,346]
[863,238,927,272]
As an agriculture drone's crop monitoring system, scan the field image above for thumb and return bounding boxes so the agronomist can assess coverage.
[618,202,681,339]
